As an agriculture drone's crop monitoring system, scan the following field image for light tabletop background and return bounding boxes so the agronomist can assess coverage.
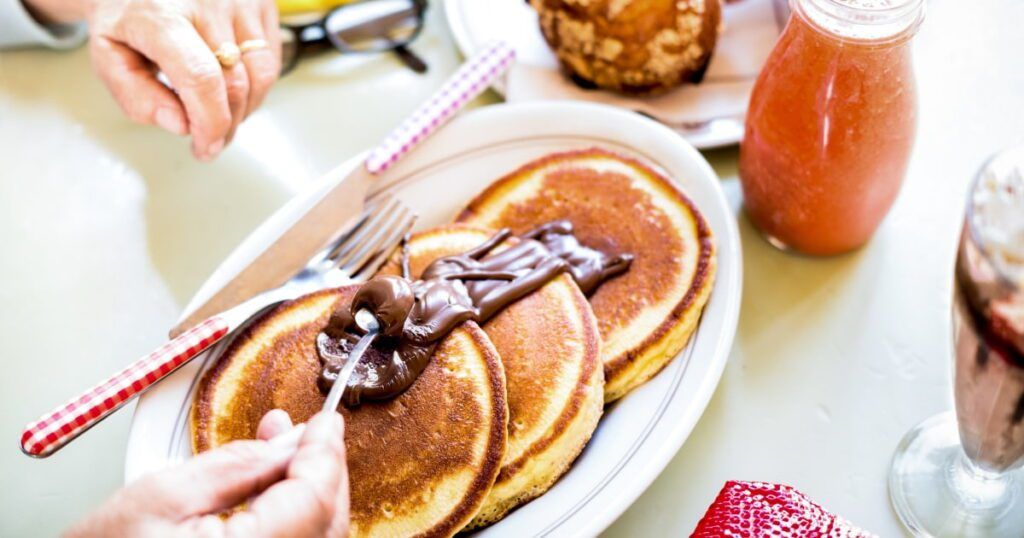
[1,1,1022,536]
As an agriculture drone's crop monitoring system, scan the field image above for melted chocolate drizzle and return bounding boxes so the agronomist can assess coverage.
[316,220,632,406]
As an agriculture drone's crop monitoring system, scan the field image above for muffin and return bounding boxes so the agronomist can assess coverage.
[531,0,723,95]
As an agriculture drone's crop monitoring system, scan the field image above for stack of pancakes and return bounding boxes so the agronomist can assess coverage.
[192,147,716,536]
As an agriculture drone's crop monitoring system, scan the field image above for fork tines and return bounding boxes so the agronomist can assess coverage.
[327,194,416,282]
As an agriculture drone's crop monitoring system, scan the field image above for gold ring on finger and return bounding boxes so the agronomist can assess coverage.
[214,42,242,68]
[239,39,268,54]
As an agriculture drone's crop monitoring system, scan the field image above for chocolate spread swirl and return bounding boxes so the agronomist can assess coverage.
[317,220,633,406]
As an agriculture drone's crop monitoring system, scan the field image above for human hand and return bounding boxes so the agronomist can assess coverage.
[66,409,350,537]
[27,0,282,160]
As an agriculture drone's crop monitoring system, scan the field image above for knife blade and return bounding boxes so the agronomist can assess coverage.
[170,41,516,337]
[170,165,368,337]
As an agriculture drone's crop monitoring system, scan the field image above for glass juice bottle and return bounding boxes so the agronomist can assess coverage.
[739,0,924,256]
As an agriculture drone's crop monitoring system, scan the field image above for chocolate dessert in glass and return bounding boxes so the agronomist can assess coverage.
[889,144,1024,536]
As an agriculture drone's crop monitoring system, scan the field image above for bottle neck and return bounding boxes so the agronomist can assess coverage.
[793,0,925,44]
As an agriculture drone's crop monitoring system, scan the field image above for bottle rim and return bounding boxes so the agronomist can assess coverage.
[794,0,926,42]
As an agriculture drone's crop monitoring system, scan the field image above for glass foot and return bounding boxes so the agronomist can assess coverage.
[889,412,1024,537]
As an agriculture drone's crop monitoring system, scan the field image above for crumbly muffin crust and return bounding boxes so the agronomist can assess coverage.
[532,0,723,94]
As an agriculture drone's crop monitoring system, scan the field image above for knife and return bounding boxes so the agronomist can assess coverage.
[171,40,517,337]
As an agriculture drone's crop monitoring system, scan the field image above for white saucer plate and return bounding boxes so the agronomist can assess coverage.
[444,0,787,149]
[125,101,742,537]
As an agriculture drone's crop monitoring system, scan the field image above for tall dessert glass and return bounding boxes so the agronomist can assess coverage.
[889,145,1024,536]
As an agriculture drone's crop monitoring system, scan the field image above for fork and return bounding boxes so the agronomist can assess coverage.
[634,110,746,140]
[20,196,415,458]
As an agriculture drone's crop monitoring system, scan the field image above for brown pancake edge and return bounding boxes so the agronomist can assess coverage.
[455,147,717,401]
[191,287,508,538]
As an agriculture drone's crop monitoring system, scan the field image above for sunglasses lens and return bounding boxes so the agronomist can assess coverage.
[279,26,300,74]
[325,0,421,52]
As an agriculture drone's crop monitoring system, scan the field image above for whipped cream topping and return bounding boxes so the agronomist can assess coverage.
[972,148,1024,285]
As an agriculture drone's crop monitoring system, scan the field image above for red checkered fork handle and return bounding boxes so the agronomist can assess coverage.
[20,317,229,458]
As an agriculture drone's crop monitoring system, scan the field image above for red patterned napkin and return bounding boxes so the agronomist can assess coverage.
[692,481,876,537]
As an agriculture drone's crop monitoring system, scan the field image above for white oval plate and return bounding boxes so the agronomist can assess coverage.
[125,101,741,537]
[444,0,788,149]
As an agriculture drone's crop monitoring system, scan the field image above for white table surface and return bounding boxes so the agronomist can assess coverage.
[1,1,1022,536]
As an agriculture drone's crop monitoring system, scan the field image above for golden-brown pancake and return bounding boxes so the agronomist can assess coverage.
[456,147,716,402]
[380,225,604,527]
[192,287,507,538]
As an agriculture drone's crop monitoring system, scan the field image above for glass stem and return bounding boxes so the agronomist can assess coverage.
[947,450,1016,513]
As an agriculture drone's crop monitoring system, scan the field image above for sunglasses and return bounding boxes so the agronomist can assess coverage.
[279,0,428,76]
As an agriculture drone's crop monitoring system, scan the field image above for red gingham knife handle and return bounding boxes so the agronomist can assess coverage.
[20,316,229,458]
[363,40,516,175]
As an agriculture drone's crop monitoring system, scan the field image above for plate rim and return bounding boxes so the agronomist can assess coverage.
[125,100,742,537]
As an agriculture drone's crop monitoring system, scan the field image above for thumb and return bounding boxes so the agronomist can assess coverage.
[224,411,348,537]
[90,36,189,136]
[136,438,300,520]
